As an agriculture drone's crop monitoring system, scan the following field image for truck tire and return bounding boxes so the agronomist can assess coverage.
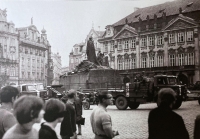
[173,97,182,109]
[83,101,90,110]
[129,102,140,109]
[115,96,128,110]
[198,97,200,105]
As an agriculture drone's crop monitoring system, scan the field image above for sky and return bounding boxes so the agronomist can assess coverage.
[1,0,174,67]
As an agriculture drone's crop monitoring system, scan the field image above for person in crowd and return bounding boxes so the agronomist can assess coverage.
[75,91,84,135]
[0,86,19,139]
[148,88,189,139]
[194,114,200,139]
[60,89,77,139]
[90,91,119,139]
[39,98,66,139]
[3,95,44,139]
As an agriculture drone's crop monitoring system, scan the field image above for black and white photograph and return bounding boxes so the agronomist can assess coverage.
[0,0,200,138]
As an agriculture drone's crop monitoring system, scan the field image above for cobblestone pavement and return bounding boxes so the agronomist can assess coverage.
[33,100,200,139]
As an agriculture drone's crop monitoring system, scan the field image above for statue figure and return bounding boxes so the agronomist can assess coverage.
[86,36,98,64]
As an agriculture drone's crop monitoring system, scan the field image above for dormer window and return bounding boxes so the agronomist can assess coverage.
[107,29,111,35]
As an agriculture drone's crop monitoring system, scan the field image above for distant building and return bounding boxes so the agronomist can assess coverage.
[51,52,62,85]
[61,66,69,75]
[69,27,104,71]
[98,0,200,85]
[0,8,19,87]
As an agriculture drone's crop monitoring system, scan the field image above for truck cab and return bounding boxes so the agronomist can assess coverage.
[33,83,48,99]
[19,84,37,96]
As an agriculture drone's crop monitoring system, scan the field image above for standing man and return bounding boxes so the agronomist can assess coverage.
[148,88,189,139]
[0,86,19,139]
[60,89,77,139]
[90,91,119,139]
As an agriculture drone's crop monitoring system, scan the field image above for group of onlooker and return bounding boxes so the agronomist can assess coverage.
[0,86,85,139]
[2,85,200,139]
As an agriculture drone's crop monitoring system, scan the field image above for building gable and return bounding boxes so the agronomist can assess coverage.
[164,15,199,31]
[113,28,137,40]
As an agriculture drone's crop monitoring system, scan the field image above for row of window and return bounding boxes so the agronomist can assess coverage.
[21,47,46,57]
[117,52,194,70]
[21,71,44,79]
[103,31,194,52]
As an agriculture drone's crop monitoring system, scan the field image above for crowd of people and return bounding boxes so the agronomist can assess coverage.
[0,85,200,139]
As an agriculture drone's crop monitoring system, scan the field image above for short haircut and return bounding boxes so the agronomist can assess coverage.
[14,95,44,124]
[98,91,110,103]
[0,86,19,103]
[67,89,76,99]
[44,98,66,122]
[158,88,176,106]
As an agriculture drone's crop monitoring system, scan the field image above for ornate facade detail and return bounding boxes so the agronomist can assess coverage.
[149,50,155,57]
[177,46,185,54]
[168,48,176,54]
[141,52,147,57]
[157,50,164,56]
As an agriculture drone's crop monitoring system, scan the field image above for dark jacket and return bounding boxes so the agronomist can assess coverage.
[39,123,58,139]
[75,97,82,117]
[60,101,76,137]
[194,115,200,139]
[148,105,189,139]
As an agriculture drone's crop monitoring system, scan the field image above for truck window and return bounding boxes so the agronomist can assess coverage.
[27,85,36,91]
[157,78,166,85]
[22,86,26,91]
[167,77,177,85]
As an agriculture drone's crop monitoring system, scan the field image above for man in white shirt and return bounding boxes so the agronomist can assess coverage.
[90,91,118,139]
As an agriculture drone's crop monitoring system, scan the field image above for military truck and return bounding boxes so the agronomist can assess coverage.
[60,69,187,110]
[111,75,187,110]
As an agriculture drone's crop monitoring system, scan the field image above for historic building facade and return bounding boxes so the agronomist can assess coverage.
[98,0,200,85]
[0,8,19,87]
[51,52,62,85]
[18,25,48,85]
[69,27,104,71]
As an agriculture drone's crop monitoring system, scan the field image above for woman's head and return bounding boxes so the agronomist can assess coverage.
[14,95,44,124]
[44,98,66,123]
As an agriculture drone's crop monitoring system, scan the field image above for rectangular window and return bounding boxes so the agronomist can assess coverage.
[131,58,136,69]
[148,36,155,46]
[169,55,175,66]
[142,57,147,68]
[124,59,130,69]
[169,33,175,44]
[4,45,7,52]
[187,31,193,41]
[124,40,129,49]
[141,37,147,47]
[104,43,108,52]
[178,53,184,66]
[131,39,136,48]
[118,40,122,50]
[187,53,194,65]
[28,58,30,67]
[117,59,123,70]
[75,48,78,54]
[157,56,164,67]
[157,35,163,45]
[177,32,184,42]
[110,42,114,51]
[149,57,155,67]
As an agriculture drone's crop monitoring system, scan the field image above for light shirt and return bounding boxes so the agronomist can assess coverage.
[90,105,112,136]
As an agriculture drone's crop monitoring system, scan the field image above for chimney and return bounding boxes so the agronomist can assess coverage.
[134,7,140,12]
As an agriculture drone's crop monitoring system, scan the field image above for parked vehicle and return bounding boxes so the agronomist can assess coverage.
[46,85,65,100]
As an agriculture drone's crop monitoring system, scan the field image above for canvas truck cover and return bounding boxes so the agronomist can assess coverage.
[60,69,122,91]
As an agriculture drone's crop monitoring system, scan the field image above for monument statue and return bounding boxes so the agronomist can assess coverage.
[86,36,98,64]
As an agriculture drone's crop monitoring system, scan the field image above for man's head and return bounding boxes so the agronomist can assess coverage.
[158,88,176,108]
[14,95,44,124]
[98,91,113,106]
[67,89,76,102]
[44,98,65,123]
[0,86,19,103]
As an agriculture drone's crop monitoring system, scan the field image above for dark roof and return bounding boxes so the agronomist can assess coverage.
[113,0,200,26]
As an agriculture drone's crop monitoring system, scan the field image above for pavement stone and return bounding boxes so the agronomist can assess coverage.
[33,100,200,139]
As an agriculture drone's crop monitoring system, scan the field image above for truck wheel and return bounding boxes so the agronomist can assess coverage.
[115,96,128,110]
[83,101,90,110]
[198,97,200,105]
[129,102,140,109]
[173,97,182,109]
